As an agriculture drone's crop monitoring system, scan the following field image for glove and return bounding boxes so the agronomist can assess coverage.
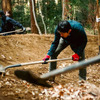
[72,53,79,61]
[22,27,26,33]
[42,55,50,64]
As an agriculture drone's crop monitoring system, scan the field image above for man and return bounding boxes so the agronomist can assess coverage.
[0,10,26,35]
[43,20,87,81]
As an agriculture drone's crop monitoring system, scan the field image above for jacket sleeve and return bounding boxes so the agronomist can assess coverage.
[47,26,60,56]
[72,29,87,56]
[7,17,23,28]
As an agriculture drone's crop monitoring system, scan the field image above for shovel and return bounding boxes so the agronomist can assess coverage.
[0,27,31,36]
[0,29,23,36]
[15,55,100,87]
[0,58,72,73]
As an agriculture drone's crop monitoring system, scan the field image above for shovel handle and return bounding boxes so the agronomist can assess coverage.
[40,55,100,79]
[47,58,72,63]
[0,27,31,36]
[4,58,72,70]
[21,58,72,66]
[0,29,22,35]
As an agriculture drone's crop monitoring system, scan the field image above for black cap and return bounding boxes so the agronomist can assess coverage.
[57,21,71,33]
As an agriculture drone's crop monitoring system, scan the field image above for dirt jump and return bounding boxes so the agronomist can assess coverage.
[0,33,100,100]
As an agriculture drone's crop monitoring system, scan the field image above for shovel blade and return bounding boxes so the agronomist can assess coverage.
[0,65,5,73]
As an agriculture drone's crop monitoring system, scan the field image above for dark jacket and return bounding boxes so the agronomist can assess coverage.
[0,11,23,33]
[47,20,87,56]
[0,16,23,33]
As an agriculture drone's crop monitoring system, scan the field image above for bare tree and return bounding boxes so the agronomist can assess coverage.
[30,0,42,34]
[96,0,100,54]
[38,1,47,34]
[2,0,12,17]
[62,0,69,20]
[87,0,96,34]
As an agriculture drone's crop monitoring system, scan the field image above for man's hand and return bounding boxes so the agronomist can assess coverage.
[72,53,79,61]
[22,27,26,33]
[42,55,50,64]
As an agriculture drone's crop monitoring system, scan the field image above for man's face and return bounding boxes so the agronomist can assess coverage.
[6,11,10,17]
[58,29,72,38]
[0,15,1,17]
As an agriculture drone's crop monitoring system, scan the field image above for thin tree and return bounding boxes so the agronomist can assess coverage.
[38,1,47,34]
[30,0,42,35]
[2,0,12,17]
[96,0,100,54]
[62,0,69,20]
[88,0,96,34]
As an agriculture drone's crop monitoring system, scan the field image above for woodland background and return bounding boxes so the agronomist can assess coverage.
[0,0,100,35]
[0,1,100,100]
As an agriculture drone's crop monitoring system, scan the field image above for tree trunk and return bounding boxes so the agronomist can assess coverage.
[2,0,12,17]
[88,0,96,34]
[62,0,69,20]
[96,0,100,54]
[30,0,39,34]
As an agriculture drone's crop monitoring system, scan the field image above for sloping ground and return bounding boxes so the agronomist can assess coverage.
[0,34,100,100]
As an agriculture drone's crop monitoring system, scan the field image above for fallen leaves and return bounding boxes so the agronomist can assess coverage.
[0,70,100,100]
[38,80,100,100]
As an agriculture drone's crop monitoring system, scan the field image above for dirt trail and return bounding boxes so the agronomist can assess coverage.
[0,34,100,100]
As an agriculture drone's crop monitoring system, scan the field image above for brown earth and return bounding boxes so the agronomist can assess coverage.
[0,33,100,100]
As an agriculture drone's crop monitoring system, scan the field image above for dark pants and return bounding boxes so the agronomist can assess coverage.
[49,38,86,80]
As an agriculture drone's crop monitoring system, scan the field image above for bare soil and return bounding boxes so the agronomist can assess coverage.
[0,33,100,100]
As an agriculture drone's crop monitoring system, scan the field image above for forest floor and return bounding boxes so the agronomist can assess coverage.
[0,33,100,100]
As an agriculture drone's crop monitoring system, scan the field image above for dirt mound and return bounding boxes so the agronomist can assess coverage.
[0,34,100,100]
